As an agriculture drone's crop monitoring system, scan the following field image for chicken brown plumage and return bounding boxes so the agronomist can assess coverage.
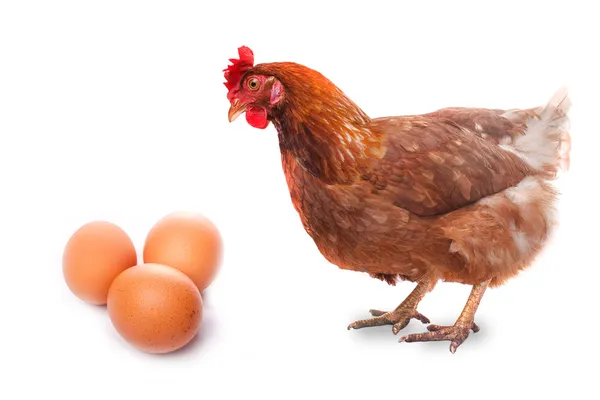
[224,46,571,353]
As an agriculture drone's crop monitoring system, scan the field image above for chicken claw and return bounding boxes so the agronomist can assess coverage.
[399,279,490,353]
[348,308,430,334]
[347,280,435,334]
[399,322,480,353]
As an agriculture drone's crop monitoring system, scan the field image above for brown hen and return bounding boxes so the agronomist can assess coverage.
[224,46,571,353]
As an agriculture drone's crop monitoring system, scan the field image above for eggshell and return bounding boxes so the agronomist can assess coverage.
[107,263,203,354]
[62,220,137,305]
[143,211,222,292]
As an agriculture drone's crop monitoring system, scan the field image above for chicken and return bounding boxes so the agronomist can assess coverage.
[224,46,571,353]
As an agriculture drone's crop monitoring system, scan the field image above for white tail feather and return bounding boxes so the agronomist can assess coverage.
[501,87,572,178]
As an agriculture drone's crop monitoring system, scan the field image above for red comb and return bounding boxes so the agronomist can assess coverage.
[223,46,254,95]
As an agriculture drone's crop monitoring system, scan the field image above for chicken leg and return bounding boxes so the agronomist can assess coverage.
[399,279,490,353]
[347,280,435,334]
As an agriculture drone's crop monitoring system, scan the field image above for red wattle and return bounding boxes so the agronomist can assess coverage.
[246,107,269,129]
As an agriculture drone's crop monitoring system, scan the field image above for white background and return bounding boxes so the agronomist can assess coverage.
[1,1,598,398]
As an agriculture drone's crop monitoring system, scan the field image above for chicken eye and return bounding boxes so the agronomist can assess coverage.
[247,77,260,90]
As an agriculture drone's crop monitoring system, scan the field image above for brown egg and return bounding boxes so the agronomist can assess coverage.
[63,220,138,305]
[107,263,203,354]
[143,211,222,292]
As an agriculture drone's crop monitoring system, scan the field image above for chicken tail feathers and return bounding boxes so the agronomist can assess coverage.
[500,87,572,179]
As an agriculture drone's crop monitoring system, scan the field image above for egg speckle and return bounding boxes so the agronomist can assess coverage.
[107,263,203,354]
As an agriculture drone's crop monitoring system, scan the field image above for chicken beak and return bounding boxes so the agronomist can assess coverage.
[228,99,247,122]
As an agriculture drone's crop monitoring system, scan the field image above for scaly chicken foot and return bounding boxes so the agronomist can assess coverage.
[347,309,430,334]
[399,279,490,353]
[347,280,434,335]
